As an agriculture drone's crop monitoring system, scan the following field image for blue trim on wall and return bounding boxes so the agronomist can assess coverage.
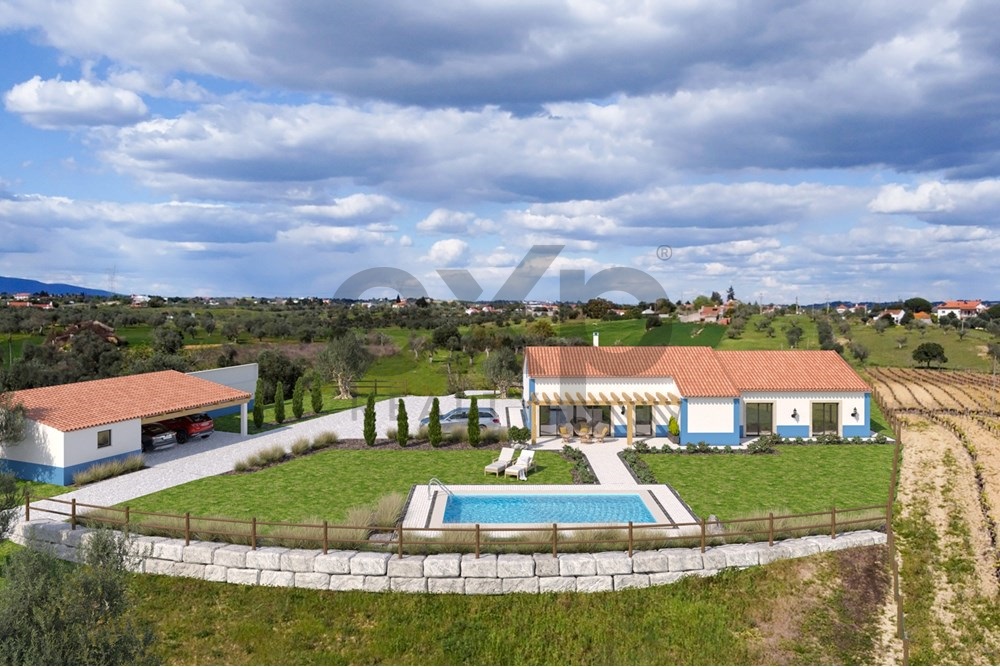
[678,398,740,445]
[3,449,142,486]
[843,392,872,437]
[614,424,627,437]
[654,424,668,437]
[777,424,810,438]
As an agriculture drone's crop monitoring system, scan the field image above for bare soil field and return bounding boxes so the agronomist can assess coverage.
[868,368,1000,664]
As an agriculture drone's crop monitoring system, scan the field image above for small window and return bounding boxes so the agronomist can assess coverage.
[97,429,112,449]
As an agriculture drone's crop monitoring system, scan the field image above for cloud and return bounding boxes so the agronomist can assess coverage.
[4,76,147,128]
[422,238,469,267]
[293,194,402,222]
[869,179,1000,226]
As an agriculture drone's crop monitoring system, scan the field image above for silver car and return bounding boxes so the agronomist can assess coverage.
[420,407,501,433]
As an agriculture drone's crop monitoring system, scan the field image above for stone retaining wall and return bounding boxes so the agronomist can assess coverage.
[15,518,885,594]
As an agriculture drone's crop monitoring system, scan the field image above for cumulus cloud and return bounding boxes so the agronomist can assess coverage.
[294,194,402,222]
[4,76,147,128]
[422,238,470,267]
[869,179,1000,226]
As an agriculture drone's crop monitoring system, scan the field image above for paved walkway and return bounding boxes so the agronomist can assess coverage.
[20,396,695,529]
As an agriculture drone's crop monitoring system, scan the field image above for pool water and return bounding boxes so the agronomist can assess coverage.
[442,493,656,524]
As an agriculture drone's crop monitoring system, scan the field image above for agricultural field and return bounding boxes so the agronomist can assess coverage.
[866,368,1000,663]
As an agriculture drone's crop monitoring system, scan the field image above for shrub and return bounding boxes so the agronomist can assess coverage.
[72,454,145,486]
[311,431,339,449]
[874,432,888,444]
[746,438,776,454]
[620,450,657,484]
[632,440,651,454]
[428,398,442,447]
[467,397,480,446]
[290,437,311,456]
[292,376,306,420]
[310,375,324,414]
[363,394,377,446]
[481,428,506,445]
[696,442,712,454]
[385,427,398,442]
[396,399,409,446]
[668,416,680,438]
[273,381,286,424]
[508,425,530,445]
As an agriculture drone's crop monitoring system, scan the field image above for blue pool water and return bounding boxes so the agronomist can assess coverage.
[442,494,656,524]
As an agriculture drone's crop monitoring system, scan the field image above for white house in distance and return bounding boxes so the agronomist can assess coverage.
[523,346,871,446]
[2,367,255,485]
[935,300,987,320]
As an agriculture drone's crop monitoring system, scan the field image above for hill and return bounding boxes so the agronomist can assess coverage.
[0,275,112,297]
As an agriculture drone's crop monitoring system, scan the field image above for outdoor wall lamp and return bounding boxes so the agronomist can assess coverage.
[851,407,860,419]
[791,409,799,420]
[620,406,626,415]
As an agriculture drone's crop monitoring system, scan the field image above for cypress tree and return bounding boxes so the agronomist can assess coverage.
[292,376,306,420]
[467,396,480,446]
[428,397,442,447]
[310,375,324,414]
[252,379,265,429]
[274,381,286,424]
[397,399,409,447]
[364,393,377,446]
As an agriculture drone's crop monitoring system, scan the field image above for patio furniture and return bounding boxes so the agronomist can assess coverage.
[484,446,517,476]
[558,424,573,443]
[593,423,609,443]
[574,423,593,444]
[504,450,536,480]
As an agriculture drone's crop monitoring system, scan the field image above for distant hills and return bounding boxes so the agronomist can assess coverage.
[0,276,113,297]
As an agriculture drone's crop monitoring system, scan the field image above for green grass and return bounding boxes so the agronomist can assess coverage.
[127,548,885,665]
[555,318,648,345]
[716,314,821,351]
[119,449,574,523]
[19,479,68,501]
[639,321,726,347]
[641,445,894,520]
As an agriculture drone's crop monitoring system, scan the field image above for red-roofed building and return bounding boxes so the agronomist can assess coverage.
[935,300,986,320]
[2,366,256,484]
[523,346,871,446]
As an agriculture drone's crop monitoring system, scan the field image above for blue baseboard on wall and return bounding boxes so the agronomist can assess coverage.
[777,425,810,438]
[2,450,143,486]
[613,425,627,437]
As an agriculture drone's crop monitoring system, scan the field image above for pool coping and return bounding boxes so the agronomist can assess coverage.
[406,484,695,535]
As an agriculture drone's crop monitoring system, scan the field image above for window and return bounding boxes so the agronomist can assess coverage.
[812,402,839,435]
[634,405,653,436]
[97,429,112,449]
[745,403,774,436]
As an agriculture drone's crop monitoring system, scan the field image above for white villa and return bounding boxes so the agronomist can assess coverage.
[523,346,872,446]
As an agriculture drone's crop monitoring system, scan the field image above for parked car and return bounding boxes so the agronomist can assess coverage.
[141,423,177,452]
[158,413,214,443]
[420,407,502,433]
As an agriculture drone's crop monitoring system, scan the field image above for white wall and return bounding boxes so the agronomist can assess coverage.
[530,377,679,399]
[741,392,867,435]
[188,362,259,395]
[686,398,735,433]
[63,420,142,467]
[1,419,65,467]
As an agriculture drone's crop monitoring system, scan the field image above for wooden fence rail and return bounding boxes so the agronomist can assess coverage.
[24,495,887,559]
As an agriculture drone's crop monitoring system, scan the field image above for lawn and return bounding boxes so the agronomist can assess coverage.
[639,321,726,347]
[716,314,821,351]
[642,445,894,520]
[119,449,575,523]
[555,318,647,345]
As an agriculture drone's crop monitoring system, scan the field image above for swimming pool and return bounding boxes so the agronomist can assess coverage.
[442,493,656,525]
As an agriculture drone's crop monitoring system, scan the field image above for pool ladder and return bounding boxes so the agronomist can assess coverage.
[427,477,453,499]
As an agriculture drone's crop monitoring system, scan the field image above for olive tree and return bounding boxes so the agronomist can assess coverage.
[317,333,373,399]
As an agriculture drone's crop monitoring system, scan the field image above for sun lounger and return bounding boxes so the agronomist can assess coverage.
[484,446,517,476]
[504,450,536,480]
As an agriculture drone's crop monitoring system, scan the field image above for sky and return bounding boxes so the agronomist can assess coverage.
[1,1,999,304]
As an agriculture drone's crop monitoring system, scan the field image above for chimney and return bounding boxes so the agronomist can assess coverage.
[593,331,599,347]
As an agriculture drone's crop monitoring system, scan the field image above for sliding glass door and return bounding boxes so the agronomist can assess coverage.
[745,402,773,436]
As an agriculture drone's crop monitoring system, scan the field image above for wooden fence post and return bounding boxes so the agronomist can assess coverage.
[552,523,558,558]
[831,507,837,539]
[23,491,29,522]
[251,517,257,550]
[700,517,706,552]
[71,498,77,530]
[768,512,774,546]
[184,512,191,546]
[475,524,481,558]
[322,520,329,554]
[398,525,404,559]
[628,522,634,557]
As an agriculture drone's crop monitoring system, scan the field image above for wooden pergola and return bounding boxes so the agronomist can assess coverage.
[527,390,681,446]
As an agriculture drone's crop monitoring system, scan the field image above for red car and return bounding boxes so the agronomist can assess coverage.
[158,413,214,443]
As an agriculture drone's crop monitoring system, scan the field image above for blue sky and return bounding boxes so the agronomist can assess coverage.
[1,1,999,304]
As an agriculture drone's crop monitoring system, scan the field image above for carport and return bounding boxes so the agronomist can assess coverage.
[3,370,253,485]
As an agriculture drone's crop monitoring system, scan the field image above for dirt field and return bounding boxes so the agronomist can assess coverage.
[867,368,1000,664]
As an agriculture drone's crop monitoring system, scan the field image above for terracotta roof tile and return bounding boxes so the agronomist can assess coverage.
[525,346,870,397]
[715,350,870,393]
[10,370,252,432]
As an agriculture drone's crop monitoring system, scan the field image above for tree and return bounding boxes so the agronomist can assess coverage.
[252,379,265,429]
[483,347,520,397]
[850,342,870,365]
[221,319,240,342]
[428,397,442,447]
[291,376,306,420]
[710,291,723,305]
[0,530,158,665]
[408,333,428,360]
[310,375,324,414]
[397,399,409,446]
[256,349,306,405]
[151,325,183,355]
[0,470,20,542]
[364,394,377,446]
[316,333,373,399]
[526,318,555,340]
[903,297,933,314]
[913,342,948,368]
[467,396,480,446]
[895,336,908,349]
[873,318,890,335]
[273,381,285,424]
[726,285,736,302]
[645,315,662,330]
[0,390,26,446]
[785,323,804,348]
